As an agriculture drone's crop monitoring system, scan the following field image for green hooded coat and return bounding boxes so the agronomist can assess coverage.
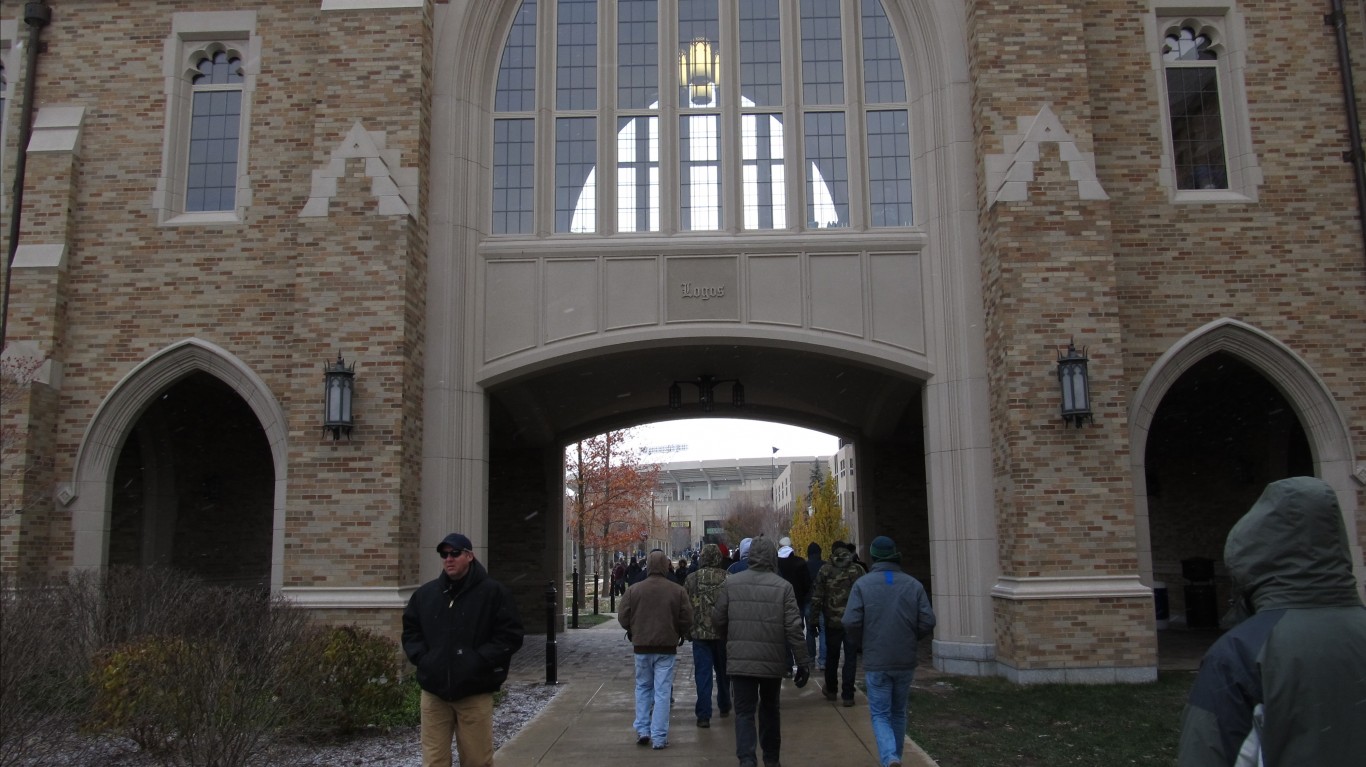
[1177,476,1366,766]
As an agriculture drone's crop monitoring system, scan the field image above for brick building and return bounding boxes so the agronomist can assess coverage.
[1,0,1362,683]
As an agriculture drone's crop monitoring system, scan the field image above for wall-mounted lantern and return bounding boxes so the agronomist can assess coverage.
[1056,340,1092,427]
[323,353,355,440]
[668,374,743,413]
[679,37,719,106]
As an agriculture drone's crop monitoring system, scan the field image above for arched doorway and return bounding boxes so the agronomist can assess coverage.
[481,341,933,632]
[67,339,290,591]
[1131,319,1363,632]
[108,371,274,589]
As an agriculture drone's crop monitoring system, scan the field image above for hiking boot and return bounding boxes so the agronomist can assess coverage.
[697,719,710,728]
[823,689,836,702]
[841,698,855,707]
[636,734,650,745]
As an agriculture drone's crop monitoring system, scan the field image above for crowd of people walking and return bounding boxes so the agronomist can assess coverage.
[611,533,934,767]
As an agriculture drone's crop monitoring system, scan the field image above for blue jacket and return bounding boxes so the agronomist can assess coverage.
[842,560,935,672]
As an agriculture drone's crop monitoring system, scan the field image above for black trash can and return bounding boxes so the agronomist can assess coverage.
[1185,583,1219,629]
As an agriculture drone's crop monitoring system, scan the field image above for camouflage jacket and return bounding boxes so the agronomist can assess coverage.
[811,547,864,630]
[684,544,729,641]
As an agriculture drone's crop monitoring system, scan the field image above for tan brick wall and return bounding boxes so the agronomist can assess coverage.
[995,597,1157,671]
[2,2,430,589]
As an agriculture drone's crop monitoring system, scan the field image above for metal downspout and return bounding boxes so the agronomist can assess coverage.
[1,1,51,354]
[1327,0,1366,262]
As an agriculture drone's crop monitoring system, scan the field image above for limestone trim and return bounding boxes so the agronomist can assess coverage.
[282,586,416,609]
[984,105,1108,207]
[27,106,85,153]
[1128,318,1364,591]
[65,339,290,593]
[299,122,420,218]
[321,0,424,9]
[990,575,1153,601]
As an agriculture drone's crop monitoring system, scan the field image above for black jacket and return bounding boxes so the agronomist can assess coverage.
[402,560,525,701]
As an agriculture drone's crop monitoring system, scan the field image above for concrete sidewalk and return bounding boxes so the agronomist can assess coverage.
[498,616,937,767]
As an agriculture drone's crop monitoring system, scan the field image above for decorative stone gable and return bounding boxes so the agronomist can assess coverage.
[985,105,1108,206]
[299,121,419,218]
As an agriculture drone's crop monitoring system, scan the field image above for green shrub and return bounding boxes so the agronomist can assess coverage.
[298,626,407,735]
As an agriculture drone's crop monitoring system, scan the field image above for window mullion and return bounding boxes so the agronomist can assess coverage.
[599,0,618,235]
[659,2,681,233]
[781,0,803,231]
[843,0,867,229]
[720,0,742,233]
[535,0,559,236]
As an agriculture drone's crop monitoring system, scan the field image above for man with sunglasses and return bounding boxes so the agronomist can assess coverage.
[403,533,524,767]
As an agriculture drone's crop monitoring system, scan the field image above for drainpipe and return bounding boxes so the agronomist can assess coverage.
[1327,0,1366,263]
[1,1,51,354]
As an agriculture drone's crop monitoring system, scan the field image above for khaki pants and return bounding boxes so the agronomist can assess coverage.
[420,689,495,767]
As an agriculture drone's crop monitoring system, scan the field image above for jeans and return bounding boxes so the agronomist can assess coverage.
[633,653,677,747]
[731,675,783,767]
[805,604,826,668]
[692,638,730,720]
[865,669,916,767]
[824,624,859,700]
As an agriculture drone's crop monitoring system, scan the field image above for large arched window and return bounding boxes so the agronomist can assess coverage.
[491,0,914,235]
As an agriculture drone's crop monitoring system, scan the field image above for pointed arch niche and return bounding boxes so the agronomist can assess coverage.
[1129,319,1364,590]
[64,339,290,591]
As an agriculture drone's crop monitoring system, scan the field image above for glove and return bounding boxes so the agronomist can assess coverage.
[793,665,809,688]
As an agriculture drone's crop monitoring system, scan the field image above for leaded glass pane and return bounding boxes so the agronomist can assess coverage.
[861,0,905,104]
[618,0,658,109]
[804,111,848,228]
[186,63,241,213]
[678,0,720,109]
[493,118,536,233]
[742,113,786,230]
[556,117,597,232]
[681,114,720,230]
[556,0,597,110]
[496,0,538,113]
[618,116,660,232]
[740,0,782,107]
[867,110,912,226]
[801,0,844,105]
[1167,67,1227,189]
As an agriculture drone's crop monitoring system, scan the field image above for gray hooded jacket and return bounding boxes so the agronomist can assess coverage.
[1177,476,1366,766]
[712,536,810,677]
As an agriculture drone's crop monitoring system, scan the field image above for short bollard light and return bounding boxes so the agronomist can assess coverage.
[544,580,558,685]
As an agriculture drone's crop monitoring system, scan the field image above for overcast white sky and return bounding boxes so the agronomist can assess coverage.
[624,418,840,462]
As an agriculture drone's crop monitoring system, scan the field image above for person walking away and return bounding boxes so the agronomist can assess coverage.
[727,537,754,574]
[713,536,811,767]
[843,536,935,767]
[402,533,525,767]
[775,536,811,675]
[1177,476,1366,766]
[810,541,864,706]
[804,541,827,670]
[618,549,694,750]
[684,543,731,728]
[612,559,627,596]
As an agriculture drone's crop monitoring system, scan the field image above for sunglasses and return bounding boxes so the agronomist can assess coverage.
[439,549,467,559]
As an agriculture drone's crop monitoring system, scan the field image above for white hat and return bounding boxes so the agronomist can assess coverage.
[778,536,792,547]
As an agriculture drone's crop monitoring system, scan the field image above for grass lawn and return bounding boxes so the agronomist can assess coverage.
[906,671,1194,766]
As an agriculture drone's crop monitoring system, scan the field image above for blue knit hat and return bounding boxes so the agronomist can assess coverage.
[869,535,900,563]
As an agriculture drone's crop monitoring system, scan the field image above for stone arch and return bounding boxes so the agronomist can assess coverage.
[65,338,289,591]
[1129,318,1363,589]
